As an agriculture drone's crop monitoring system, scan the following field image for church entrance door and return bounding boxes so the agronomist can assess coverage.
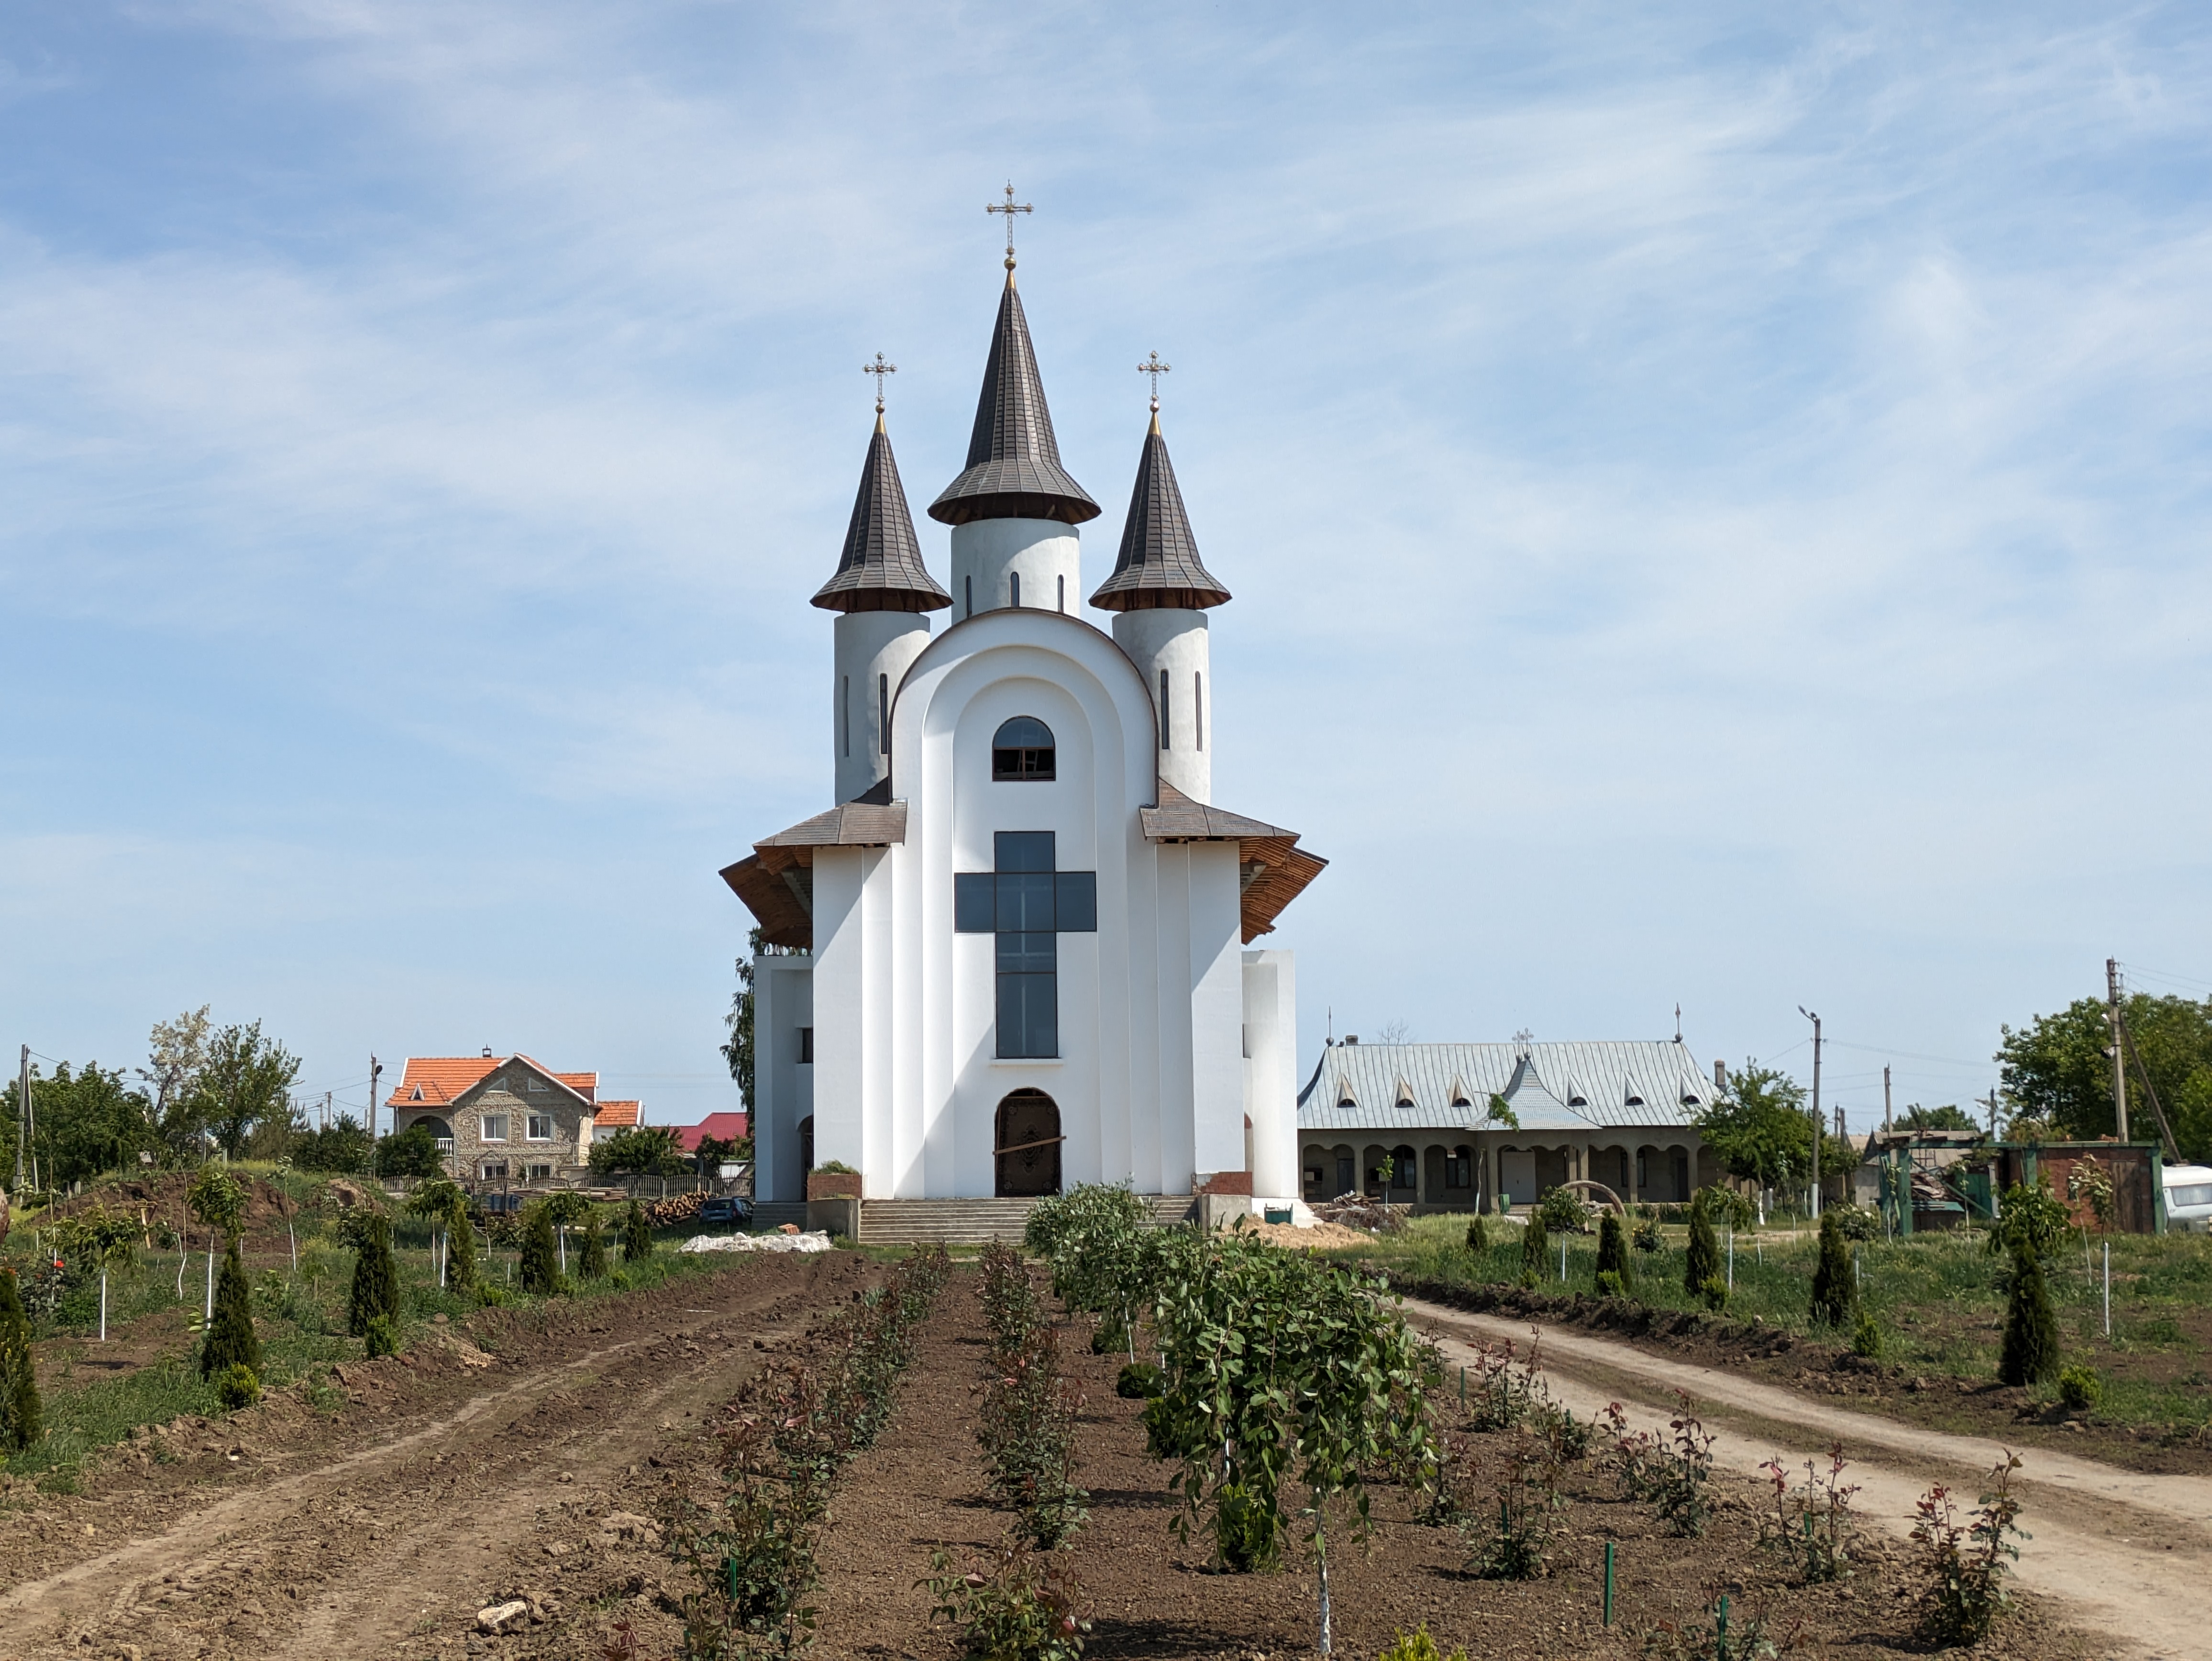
[994,1089,1062,1198]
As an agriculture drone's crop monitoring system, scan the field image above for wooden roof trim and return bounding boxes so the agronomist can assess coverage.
[1239,838,1326,942]
[1138,780,1293,842]
[720,854,813,951]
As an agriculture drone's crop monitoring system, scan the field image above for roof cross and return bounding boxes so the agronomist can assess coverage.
[987,181,1032,269]
[1137,350,1171,411]
[863,352,896,413]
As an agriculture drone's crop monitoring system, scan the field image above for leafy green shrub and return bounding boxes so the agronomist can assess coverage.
[1912,1454,2027,1646]
[621,1200,652,1263]
[1115,1362,1162,1400]
[1616,1394,1718,1538]
[362,1314,399,1359]
[1997,1247,2059,1386]
[1464,1216,1487,1253]
[1850,1308,1883,1359]
[0,1266,41,1451]
[518,1206,564,1296]
[476,1285,510,1308]
[922,1536,1089,1661]
[1463,1435,1559,1580]
[1991,1176,2071,1261]
[1809,1210,1856,1328]
[200,1238,262,1380]
[1761,1445,1858,1583]
[345,1212,400,1338]
[1631,1217,1663,1253]
[1699,1275,1729,1313]
[2057,1365,2101,1412]
[213,1362,261,1412]
[978,1318,1089,1550]
[1828,1202,1879,1241]
[814,1160,858,1175]
[1695,1185,1757,1232]
[1538,1187,1590,1235]
[1596,1270,1625,1299]
[1376,1625,1468,1661]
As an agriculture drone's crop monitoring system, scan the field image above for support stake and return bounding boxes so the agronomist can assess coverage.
[1603,1539,1615,1626]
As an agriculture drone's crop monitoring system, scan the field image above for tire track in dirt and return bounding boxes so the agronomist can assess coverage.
[1406,1296,2205,1661]
[0,1253,878,1661]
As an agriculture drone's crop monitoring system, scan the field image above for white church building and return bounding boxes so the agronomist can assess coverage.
[722,246,1323,1214]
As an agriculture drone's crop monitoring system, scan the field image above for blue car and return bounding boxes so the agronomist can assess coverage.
[698,1196,752,1229]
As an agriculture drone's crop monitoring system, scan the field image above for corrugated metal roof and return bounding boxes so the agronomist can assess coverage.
[1297,1041,1715,1134]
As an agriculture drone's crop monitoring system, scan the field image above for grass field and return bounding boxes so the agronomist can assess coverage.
[1325,1211,2212,1431]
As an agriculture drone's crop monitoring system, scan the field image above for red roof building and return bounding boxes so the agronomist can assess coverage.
[670,1111,749,1152]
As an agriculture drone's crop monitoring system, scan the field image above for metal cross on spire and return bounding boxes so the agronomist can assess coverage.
[863,353,896,413]
[986,181,1032,269]
[1137,350,1171,411]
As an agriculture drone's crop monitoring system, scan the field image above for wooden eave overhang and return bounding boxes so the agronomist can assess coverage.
[1139,782,1327,943]
[719,799,908,951]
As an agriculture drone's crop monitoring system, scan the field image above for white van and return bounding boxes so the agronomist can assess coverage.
[2161,1164,2212,1232]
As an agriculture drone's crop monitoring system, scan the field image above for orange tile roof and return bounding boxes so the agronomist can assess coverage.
[387,1054,599,1108]
[592,1100,641,1128]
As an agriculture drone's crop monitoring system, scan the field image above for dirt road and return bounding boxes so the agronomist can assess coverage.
[1406,1295,2206,1661]
[0,1251,873,1661]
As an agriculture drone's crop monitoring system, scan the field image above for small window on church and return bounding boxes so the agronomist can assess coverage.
[992,717,1054,781]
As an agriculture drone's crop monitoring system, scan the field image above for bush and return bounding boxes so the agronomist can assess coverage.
[0,1266,41,1452]
[1698,1275,1729,1313]
[1463,1435,1559,1580]
[923,1537,1089,1661]
[1850,1308,1883,1359]
[519,1207,564,1296]
[1520,1208,1549,1279]
[1538,1188,1590,1235]
[1695,1186,1757,1232]
[214,1362,262,1412]
[362,1314,400,1359]
[346,1213,401,1338]
[621,1200,652,1263]
[2057,1364,2101,1413]
[1463,1216,1487,1253]
[1913,1454,2027,1646]
[1595,1212,1629,1289]
[577,1213,609,1281]
[1595,1270,1625,1299]
[1683,1193,1720,1297]
[1809,1210,1856,1328]
[371,1123,443,1180]
[1997,1247,2059,1386]
[1377,1627,1469,1661]
[200,1237,262,1380]
[1631,1217,1663,1253]
[1115,1362,1163,1400]
[1829,1202,1879,1241]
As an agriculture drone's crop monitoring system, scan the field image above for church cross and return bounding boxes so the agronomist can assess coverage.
[987,182,1032,269]
[863,353,896,413]
[1137,351,1171,411]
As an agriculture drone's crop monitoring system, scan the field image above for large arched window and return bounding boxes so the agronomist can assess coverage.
[991,716,1055,781]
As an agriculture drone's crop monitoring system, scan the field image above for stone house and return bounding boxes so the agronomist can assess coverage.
[385,1052,641,1188]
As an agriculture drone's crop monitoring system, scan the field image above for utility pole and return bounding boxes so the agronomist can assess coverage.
[13,1046,26,1195]
[1883,1065,1892,1135]
[2106,959,2130,1143]
[1985,1089,2000,1140]
[1799,1007,1823,1219]
[369,1054,383,1142]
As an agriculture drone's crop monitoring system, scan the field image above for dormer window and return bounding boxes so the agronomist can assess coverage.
[1682,1093,1701,1107]
[991,717,1055,781]
[1569,1095,1588,1107]
[1626,1094,1645,1107]
[1338,1096,1355,1111]
[526,1076,546,1093]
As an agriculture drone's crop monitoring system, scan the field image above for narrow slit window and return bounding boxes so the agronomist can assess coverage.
[841,675,850,758]
[1010,571,1021,608]
[1056,574,1065,612]
[1159,669,1171,750]
[965,574,973,618]
[1195,671,1203,750]
[878,674,889,755]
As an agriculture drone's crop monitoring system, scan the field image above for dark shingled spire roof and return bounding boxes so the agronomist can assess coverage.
[811,415,951,613]
[1089,410,1230,611]
[928,275,1099,527]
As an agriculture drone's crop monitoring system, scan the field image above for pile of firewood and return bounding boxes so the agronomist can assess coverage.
[646,1192,707,1228]
[1307,1193,1406,1234]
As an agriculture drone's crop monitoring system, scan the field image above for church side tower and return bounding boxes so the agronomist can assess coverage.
[812,399,950,803]
[928,252,1099,617]
[1091,395,1231,803]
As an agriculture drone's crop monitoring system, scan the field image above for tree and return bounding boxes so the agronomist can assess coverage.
[193,1022,302,1161]
[293,1114,372,1174]
[1684,1191,1720,1295]
[1595,1211,1629,1290]
[1896,1103,1979,1132]
[407,1180,475,1290]
[721,927,766,1112]
[519,1206,564,1295]
[1696,1062,1816,1193]
[1998,1245,2059,1386]
[1809,1209,1856,1328]
[622,1201,653,1263]
[141,1006,212,1157]
[346,1212,401,1339]
[200,1237,262,1381]
[694,1132,738,1180]
[1519,1205,1548,1281]
[0,1062,160,1190]
[0,1266,39,1452]
[372,1123,444,1180]
[578,1212,609,1279]
[588,1125,686,1177]
[1998,992,2212,1158]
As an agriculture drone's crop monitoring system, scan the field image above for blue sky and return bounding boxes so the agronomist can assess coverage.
[2,2,2208,1131]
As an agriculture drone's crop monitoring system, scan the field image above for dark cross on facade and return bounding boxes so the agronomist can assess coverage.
[1137,350,1171,412]
[987,181,1032,269]
[863,353,896,413]
[952,831,1097,1060]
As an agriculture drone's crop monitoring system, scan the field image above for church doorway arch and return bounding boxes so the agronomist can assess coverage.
[994,1089,1062,1197]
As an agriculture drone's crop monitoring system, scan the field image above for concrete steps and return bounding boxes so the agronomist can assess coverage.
[857,1194,1197,1245]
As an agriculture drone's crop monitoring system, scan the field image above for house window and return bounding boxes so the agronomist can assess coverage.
[480,1113,509,1142]
[990,716,1054,781]
[797,1027,814,1064]
[952,830,1097,1060]
[1445,1149,1473,1189]
[527,1163,553,1182]
[527,1076,546,1093]
[526,1114,553,1141]
[481,1161,508,1181]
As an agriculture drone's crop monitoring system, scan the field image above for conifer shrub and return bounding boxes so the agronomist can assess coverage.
[362,1314,399,1359]
[1683,1192,1720,1297]
[200,1236,262,1380]
[346,1212,401,1339]
[0,1265,40,1452]
[1595,1211,1630,1290]
[519,1206,564,1296]
[446,1210,478,1293]
[578,1212,609,1281]
[1464,1215,1487,1253]
[2057,1364,2101,1412]
[621,1200,652,1263]
[1809,1209,1857,1328]
[1998,1246,2059,1386]
[1850,1307,1884,1359]
[214,1362,262,1411]
[1519,1207,1549,1279]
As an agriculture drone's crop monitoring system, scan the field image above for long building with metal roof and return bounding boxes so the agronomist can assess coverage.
[1296,1039,1725,1211]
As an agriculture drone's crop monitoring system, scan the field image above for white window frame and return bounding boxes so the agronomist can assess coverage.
[527,1163,553,1182]
[481,1161,508,1181]
[480,1113,509,1142]
[525,1113,553,1142]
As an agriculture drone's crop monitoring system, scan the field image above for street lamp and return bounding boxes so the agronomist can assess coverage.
[1798,1006,1822,1221]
